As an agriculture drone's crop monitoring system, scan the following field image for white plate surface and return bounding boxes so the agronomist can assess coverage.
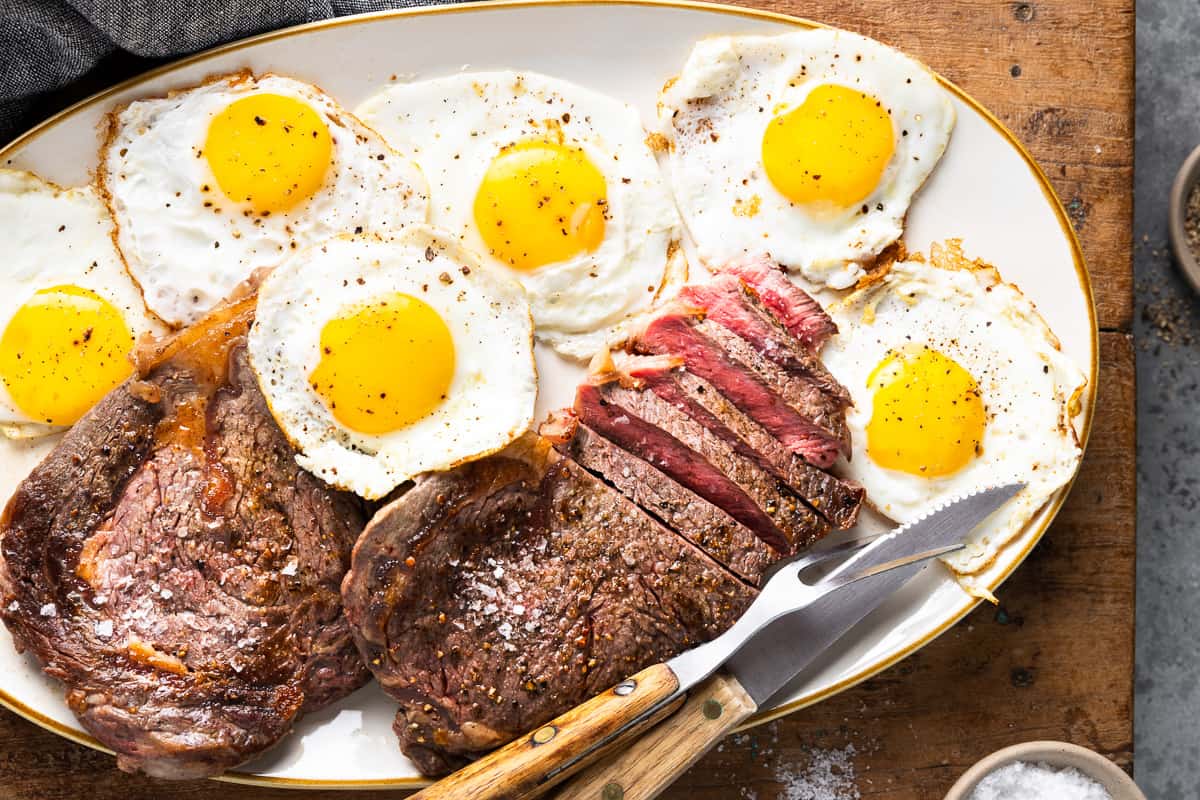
[0,0,1095,788]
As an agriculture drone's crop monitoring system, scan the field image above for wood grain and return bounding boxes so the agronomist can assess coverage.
[409,664,682,800]
[555,673,759,800]
[0,0,1133,798]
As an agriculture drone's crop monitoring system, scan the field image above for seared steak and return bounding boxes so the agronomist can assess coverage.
[634,311,844,467]
[341,435,754,776]
[622,358,862,530]
[691,315,850,458]
[678,275,850,406]
[576,382,786,553]
[0,297,369,779]
[712,254,838,350]
[576,378,828,554]
[541,409,779,584]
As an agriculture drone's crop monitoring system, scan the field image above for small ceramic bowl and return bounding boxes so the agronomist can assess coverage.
[943,741,1145,800]
[1168,142,1200,294]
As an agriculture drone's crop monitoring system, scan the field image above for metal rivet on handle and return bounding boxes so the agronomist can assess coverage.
[601,782,625,800]
[613,679,637,697]
[530,725,557,746]
[702,698,723,720]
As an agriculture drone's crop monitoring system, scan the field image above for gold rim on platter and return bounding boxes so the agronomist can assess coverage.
[0,0,1098,789]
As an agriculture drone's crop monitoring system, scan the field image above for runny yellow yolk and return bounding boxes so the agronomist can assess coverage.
[309,293,455,435]
[204,93,332,213]
[865,347,986,477]
[761,84,895,209]
[0,286,135,426]
[473,140,607,271]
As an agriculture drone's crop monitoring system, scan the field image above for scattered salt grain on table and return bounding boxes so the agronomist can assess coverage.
[773,744,860,800]
[968,761,1112,800]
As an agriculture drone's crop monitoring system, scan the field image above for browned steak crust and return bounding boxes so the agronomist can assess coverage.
[0,299,369,779]
[341,435,755,777]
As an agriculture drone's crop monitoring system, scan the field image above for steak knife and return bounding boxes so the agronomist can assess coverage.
[408,483,1023,800]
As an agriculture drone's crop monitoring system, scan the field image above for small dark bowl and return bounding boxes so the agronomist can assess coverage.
[1168,143,1200,294]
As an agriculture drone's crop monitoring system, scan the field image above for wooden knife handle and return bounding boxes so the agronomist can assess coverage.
[409,663,684,800]
[550,673,758,800]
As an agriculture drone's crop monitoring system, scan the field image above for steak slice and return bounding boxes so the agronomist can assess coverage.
[576,379,827,554]
[341,435,755,776]
[712,254,838,350]
[541,409,779,584]
[678,275,850,407]
[0,297,369,779]
[634,311,845,467]
[692,316,849,460]
[621,357,863,530]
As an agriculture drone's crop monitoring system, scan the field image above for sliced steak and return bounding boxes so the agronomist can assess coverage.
[541,409,779,584]
[621,358,863,530]
[712,255,838,350]
[692,316,850,459]
[634,311,845,467]
[576,379,827,554]
[573,382,786,552]
[0,297,369,779]
[341,435,755,776]
[678,275,850,407]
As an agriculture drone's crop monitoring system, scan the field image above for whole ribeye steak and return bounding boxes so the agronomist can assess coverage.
[342,434,755,776]
[0,297,369,778]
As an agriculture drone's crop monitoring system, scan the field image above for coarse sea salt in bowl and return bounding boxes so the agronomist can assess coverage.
[943,741,1146,800]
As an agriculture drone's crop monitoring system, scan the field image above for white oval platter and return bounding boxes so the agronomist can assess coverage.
[0,0,1096,788]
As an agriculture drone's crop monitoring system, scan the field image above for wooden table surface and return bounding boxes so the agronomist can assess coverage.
[0,1,1134,798]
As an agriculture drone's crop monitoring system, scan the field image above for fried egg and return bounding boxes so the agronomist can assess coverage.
[102,73,429,328]
[356,71,685,359]
[248,227,536,499]
[0,170,162,437]
[821,241,1086,578]
[659,30,955,289]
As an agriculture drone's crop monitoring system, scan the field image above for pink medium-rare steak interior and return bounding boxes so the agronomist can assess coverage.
[578,376,829,553]
[623,357,863,529]
[635,311,844,467]
[542,410,778,585]
[678,275,850,407]
[712,254,839,350]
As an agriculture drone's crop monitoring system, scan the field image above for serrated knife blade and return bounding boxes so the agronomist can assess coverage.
[667,481,1025,705]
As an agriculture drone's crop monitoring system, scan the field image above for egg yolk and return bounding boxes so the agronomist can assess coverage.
[205,93,332,213]
[865,347,986,477]
[309,293,455,435]
[761,84,895,209]
[0,286,135,426]
[473,140,607,271]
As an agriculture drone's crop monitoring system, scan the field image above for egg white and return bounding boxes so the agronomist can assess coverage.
[0,170,163,438]
[659,30,955,289]
[102,73,429,328]
[248,227,537,499]
[821,242,1086,581]
[356,70,684,359]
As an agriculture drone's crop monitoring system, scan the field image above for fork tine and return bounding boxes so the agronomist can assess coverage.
[760,531,887,582]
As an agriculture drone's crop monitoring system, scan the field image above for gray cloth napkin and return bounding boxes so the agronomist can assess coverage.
[0,0,463,143]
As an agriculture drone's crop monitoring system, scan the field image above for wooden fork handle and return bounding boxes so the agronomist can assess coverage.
[409,663,684,800]
[551,673,758,800]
